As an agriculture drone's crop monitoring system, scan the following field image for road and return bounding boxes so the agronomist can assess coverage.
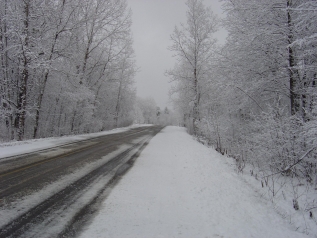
[0,125,163,238]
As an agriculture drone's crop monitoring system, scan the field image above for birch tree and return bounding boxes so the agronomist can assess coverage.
[167,0,218,134]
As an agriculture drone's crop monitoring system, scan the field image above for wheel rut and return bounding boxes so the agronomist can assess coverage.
[0,126,163,238]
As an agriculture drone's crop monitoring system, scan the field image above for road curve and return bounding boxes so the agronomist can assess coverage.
[0,125,163,238]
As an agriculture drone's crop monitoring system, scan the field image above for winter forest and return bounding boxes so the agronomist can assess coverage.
[1,0,317,223]
[0,0,168,142]
[168,0,317,220]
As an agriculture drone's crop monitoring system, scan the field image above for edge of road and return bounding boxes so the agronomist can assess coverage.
[0,125,153,162]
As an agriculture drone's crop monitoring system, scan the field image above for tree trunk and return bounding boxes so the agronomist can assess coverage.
[115,81,122,128]
[193,68,200,134]
[17,1,30,141]
[33,71,49,138]
[0,0,11,140]
[287,0,299,115]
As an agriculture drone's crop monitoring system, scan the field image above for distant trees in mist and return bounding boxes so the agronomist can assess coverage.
[168,0,317,215]
[134,96,177,126]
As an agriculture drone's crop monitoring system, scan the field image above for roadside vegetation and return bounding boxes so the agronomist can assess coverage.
[168,0,317,233]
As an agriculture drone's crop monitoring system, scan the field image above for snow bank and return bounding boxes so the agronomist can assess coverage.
[79,126,310,238]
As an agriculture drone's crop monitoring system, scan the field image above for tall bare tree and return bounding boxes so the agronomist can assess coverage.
[167,0,218,134]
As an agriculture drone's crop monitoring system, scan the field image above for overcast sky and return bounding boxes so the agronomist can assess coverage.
[127,0,227,109]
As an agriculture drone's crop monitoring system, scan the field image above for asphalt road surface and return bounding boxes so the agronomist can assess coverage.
[0,125,163,238]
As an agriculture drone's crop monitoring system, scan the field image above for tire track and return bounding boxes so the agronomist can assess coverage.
[0,126,163,238]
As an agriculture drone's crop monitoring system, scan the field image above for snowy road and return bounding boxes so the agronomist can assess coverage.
[0,126,163,237]
[80,126,311,238]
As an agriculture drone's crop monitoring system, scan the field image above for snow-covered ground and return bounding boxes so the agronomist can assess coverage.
[0,124,151,159]
[79,126,311,238]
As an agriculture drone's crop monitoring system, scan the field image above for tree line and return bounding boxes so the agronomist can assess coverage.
[0,0,136,141]
[168,0,317,212]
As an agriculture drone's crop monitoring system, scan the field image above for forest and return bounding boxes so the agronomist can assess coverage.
[168,0,317,220]
[0,0,141,141]
[0,0,173,142]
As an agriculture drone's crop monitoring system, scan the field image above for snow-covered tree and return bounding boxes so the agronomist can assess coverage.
[168,0,317,199]
[0,0,136,141]
[167,0,218,134]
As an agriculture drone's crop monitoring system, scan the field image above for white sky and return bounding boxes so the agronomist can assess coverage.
[127,0,227,109]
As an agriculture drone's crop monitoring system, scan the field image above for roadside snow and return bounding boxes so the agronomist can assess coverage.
[79,126,311,238]
[0,124,151,159]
